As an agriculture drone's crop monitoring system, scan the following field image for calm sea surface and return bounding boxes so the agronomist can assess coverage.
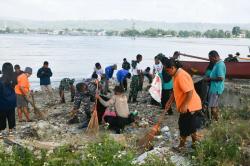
[0,34,249,89]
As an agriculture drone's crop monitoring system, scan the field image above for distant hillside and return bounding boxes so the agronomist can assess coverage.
[0,19,250,31]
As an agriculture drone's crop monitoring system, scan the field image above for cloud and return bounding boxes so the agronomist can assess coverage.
[0,0,249,23]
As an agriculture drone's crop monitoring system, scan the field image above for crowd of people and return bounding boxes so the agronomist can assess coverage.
[0,50,226,150]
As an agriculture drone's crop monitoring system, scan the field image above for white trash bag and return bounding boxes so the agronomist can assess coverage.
[149,74,162,103]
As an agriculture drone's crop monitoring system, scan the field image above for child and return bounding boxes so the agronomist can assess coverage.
[96,86,135,134]
[162,58,202,149]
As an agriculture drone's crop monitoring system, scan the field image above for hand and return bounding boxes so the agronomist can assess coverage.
[69,109,78,117]
[95,93,100,99]
[179,103,188,113]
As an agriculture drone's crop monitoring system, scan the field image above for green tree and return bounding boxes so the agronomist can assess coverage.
[232,26,241,37]
[178,30,189,37]
[246,31,250,38]
[218,30,225,38]
[121,29,140,37]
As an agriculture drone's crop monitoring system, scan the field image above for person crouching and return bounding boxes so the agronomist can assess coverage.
[69,83,92,128]
[96,86,135,134]
[162,58,202,149]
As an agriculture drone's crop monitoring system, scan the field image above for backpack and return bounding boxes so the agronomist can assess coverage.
[0,79,16,110]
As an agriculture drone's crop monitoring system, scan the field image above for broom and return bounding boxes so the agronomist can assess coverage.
[137,93,174,150]
[86,81,99,135]
[30,93,46,119]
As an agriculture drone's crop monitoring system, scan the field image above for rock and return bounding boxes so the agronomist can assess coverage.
[161,126,171,140]
[161,126,169,133]
[19,126,39,139]
[170,154,191,166]
[133,147,191,166]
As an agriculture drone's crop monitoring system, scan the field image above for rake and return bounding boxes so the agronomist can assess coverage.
[137,93,174,150]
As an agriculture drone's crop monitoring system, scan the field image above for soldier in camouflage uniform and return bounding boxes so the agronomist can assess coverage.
[69,82,93,127]
[59,78,75,103]
[129,54,143,103]
[69,74,99,128]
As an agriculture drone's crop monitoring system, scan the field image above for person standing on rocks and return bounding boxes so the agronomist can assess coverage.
[15,67,33,122]
[14,64,23,81]
[205,50,226,121]
[59,78,75,103]
[159,57,173,114]
[0,63,17,138]
[37,61,54,104]
[122,58,131,71]
[162,58,202,149]
[129,54,143,102]
[93,62,104,80]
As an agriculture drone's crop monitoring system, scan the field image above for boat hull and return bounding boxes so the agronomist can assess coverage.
[180,61,250,79]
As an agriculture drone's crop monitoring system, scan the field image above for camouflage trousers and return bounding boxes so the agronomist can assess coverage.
[74,92,92,119]
[129,75,140,100]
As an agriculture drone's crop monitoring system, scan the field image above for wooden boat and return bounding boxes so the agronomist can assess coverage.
[237,56,250,62]
[181,61,250,79]
[177,53,250,79]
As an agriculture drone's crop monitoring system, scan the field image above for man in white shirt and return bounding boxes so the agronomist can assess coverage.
[129,54,143,102]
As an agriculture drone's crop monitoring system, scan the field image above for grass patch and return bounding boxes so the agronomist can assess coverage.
[192,106,250,166]
[0,134,173,166]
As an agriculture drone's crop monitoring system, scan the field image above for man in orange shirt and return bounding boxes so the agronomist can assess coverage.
[15,67,32,122]
[162,58,202,149]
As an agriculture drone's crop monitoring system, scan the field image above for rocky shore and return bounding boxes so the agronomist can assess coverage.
[1,79,250,165]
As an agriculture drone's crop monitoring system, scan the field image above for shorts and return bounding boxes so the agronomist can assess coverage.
[16,94,28,107]
[208,93,220,108]
[178,111,202,137]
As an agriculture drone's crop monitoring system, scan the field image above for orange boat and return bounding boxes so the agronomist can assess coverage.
[181,61,250,79]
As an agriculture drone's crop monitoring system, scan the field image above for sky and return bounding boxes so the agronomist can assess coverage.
[0,0,249,23]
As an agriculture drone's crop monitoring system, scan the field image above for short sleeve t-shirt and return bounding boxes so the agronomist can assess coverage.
[15,73,30,95]
[132,61,142,76]
[116,69,129,83]
[209,60,226,95]
[173,68,202,113]
[153,63,163,74]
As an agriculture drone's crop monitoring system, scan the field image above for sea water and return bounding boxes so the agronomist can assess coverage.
[0,34,249,89]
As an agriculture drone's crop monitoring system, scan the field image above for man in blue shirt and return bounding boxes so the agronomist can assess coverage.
[116,69,131,91]
[104,64,117,93]
[205,50,226,121]
[37,61,54,103]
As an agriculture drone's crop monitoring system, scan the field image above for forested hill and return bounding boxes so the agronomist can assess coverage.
[1,19,250,31]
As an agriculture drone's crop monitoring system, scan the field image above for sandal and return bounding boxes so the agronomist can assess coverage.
[8,131,14,137]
